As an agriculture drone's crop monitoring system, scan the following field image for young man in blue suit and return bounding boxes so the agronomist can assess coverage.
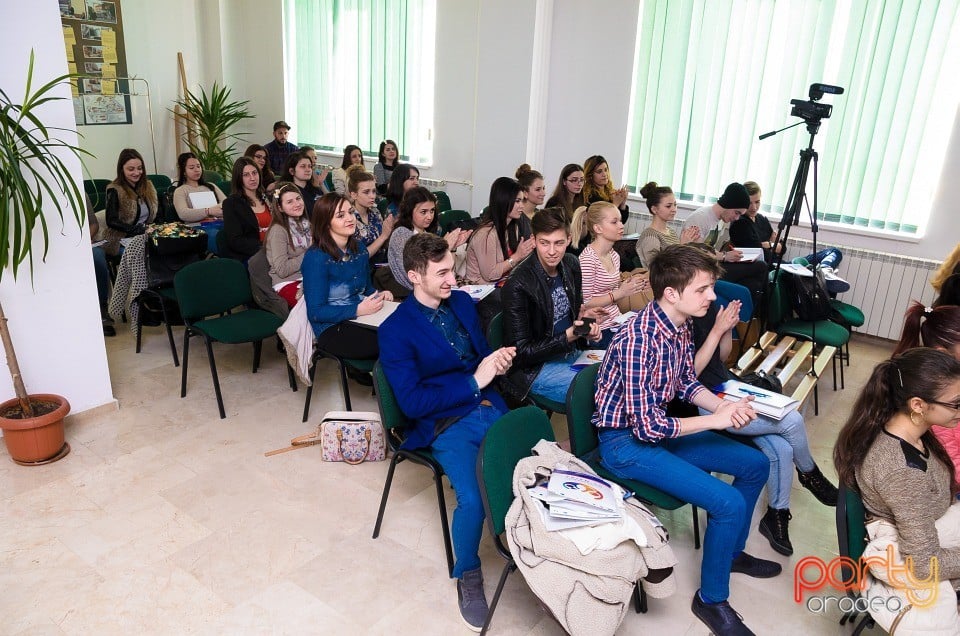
[378,232,516,631]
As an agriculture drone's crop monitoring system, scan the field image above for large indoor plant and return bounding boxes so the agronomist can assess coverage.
[0,50,87,464]
[172,82,254,177]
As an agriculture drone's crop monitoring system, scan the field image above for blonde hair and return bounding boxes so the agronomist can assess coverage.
[582,155,616,203]
[743,181,761,197]
[570,201,617,247]
[932,242,960,291]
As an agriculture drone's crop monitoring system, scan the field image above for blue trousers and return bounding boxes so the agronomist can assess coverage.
[699,408,815,510]
[430,402,505,578]
[598,428,768,603]
[530,350,580,404]
[805,247,842,269]
[92,246,110,312]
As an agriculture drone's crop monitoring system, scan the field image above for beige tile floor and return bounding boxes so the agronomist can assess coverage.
[0,324,894,635]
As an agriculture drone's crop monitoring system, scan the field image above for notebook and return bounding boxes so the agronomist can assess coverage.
[188,190,218,209]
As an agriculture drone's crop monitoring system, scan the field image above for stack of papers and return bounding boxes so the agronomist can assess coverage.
[528,465,625,531]
[571,350,605,369]
[715,379,799,420]
[737,247,764,262]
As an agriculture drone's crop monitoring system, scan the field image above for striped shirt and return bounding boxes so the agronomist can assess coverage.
[592,301,707,441]
[579,244,622,331]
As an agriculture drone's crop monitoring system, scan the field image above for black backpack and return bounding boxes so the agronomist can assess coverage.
[786,269,832,321]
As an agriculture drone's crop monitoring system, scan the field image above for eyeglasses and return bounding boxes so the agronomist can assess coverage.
[928,399,960,411]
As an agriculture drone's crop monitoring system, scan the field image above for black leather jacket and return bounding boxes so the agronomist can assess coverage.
[501,253,584,400]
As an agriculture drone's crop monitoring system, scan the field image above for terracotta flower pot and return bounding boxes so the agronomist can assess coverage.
[0,394,70,464]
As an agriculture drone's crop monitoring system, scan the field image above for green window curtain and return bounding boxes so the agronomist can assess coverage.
[283,0,436,164]
[624,0,960,235]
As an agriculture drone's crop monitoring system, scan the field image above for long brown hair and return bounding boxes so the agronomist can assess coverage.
[833,348,960,494]
[269,183,309,247]
[230,157,265,207]
[113,148,152,198]
[582,154,616,203]
[893,301,960,356]
[547,163,585,221]
[311,193,359,261]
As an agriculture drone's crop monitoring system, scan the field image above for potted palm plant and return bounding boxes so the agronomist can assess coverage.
[0,50,88,464]
[172,82,254,178]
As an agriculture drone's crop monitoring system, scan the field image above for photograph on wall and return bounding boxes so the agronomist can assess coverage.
[84,62,103,74]
[85,1,117,23]
[59,0,86,19]
[83,94,129,124]
[81,78,102,93]
[80,24,112,41]
[82,45,103,59]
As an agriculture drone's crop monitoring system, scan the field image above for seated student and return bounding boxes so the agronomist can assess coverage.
[221,157,270,261]
[103,148,158,256]
[572,201,649,348]
[593,243,779,636]
[637,182,700,266]
[348,168,395,263]
[464,176,534,285]
[264,183,311,308]
[582,155,629,223]
[932,242,960,301]
[172,152,225,222]
[383,163,421,217]
[730,181,849,292]
[935,274,960,308]
[545,163,586,224]
[332,144,365,195]
[299,145,331,194]
[516,164,546,221]
[277,151,324,213]
[264,120,299,176]
[302,193,393,360]
[501,208,602,404]
[691,294,838,555]
[379,232,515,631]
[893,302,960,480]
[834,348,960,635]
[374,139,399,195]
[87,193,114,337]
[244,144,276,191]
[386,187,470,297]
[680,182,768,303]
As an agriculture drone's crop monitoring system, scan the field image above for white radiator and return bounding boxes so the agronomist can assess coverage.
[625,212,941,340]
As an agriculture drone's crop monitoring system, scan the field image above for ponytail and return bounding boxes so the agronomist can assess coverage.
[570,206,590,248]
[893,301,960,356]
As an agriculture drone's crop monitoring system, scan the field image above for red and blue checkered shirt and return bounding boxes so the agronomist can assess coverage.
[592,301,708,442]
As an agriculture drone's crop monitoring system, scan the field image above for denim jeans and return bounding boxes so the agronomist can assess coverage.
[805,247,842,269]
[700,408,815,510]
[598,428,768,603]
[92,246,110,312]
[530,350,580,404]
[430,402,505,578]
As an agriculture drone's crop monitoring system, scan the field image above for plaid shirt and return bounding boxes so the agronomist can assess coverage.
[592,301,707,442]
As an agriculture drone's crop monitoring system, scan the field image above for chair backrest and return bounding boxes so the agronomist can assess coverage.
[438,209,472,235]
[766,272,792,328]
[486,312,503,350]
[84,178,110,211]
[147,173,173,193]
[214,179,232,196]
[564,364,601,457]
[373,361,413,451]
[478,405,555,537]
[202,170,224,183]
[377,198,391,214]
[836,483,869,599]
[434,190,452,213]
[174,258,253,322]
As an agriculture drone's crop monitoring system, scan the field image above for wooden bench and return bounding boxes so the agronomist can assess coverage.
[730,331,837,416]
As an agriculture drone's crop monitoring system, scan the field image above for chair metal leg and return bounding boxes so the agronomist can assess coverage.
[203,337,226,419]
[480,561,516,636]
[692,505,701,550]
[814,382,820,416]
[372,454,404,539]
[839,348,845,389]
[252,340,262,373]
[852,614,874,635]
[633,582,648,613]
[433,467,454,577]
[135,298,143,354]
[180,328,191,398]
[337,358,352,411]
[832,354,838,391]
[286,362,297,392]
[163,321,180,367]
[302,353,319,423]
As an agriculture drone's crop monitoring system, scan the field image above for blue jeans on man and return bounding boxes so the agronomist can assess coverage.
[529,350,580,404]
[598,428,768,603]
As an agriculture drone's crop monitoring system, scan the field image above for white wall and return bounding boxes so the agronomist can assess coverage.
[0,0,114,414]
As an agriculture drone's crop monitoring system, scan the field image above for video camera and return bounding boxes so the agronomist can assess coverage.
[790,83,844,122]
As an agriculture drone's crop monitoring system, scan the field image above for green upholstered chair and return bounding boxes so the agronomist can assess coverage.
[476,405,555,634]
[792,257,865,367]
[377,197,391,215]
[437,209,471,235]
[565,364,701,549]
[485,312,566,416]
[146,173,172,193]
[201,170,224,183]
[84,178,110,212]
[836,484,875,634]
[371,362,454,577]
[434,190,452,213]
[174,258,286,418]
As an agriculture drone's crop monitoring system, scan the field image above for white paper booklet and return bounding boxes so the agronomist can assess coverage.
[715,379,799,420]
[570,350,605,370]
[188,190,218,209]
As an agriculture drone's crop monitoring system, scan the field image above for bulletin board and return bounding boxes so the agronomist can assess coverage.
[60,0,132,125]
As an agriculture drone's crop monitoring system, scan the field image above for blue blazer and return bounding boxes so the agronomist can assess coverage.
[378,290,507,450]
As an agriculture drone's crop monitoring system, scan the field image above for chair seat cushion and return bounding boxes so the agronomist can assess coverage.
[192,309,283,343]
[829,300,865,327]
[532,395,566,414]
[778,319,850,347]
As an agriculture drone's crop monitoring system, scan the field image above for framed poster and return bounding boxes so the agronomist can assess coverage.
[61,0,131,125]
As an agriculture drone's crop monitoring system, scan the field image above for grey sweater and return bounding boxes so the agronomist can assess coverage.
[857,430,960,580]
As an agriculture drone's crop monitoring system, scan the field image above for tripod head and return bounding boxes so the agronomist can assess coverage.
[760,83,844,140]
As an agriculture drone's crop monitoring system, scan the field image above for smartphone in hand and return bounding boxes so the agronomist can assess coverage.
[573,317,596,337]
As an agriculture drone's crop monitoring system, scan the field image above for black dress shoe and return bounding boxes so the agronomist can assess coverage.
[346,366,373,386]
[758,507,793,556]
[102,321,116,337]
[731,552,782,578]
[797,465,839,506]
[691,591,755,635]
